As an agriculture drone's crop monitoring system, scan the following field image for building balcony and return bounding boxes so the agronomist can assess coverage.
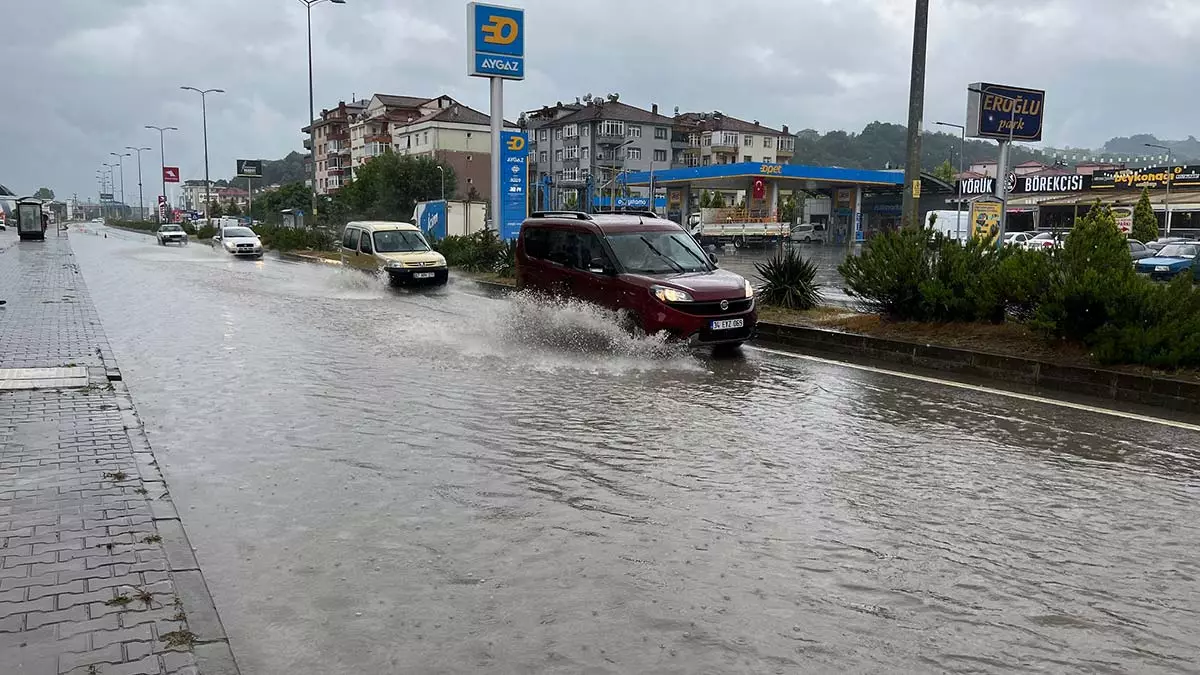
[776,138,796,155]
[328,130,349,142]
[303,138,313,150]
[711,141,737,153]
[595,131,626,145]
[366,134,390,144]
[593,156,622,168]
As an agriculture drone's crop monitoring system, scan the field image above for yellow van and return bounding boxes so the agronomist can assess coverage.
[339,221,448,285]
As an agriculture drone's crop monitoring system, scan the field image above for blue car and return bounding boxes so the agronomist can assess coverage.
[1134,242,1200,282]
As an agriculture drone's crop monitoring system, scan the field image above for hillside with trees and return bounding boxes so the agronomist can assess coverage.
[215,151,307,188]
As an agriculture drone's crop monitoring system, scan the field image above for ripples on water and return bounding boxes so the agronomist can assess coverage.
[69,231,1200,675]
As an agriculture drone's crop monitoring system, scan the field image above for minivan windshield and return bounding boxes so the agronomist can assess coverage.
[222,227,256,238]
[373,230,430,253]
[606,231,712,274]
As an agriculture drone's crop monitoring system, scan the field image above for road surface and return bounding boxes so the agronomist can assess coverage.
[67,226,1200,674]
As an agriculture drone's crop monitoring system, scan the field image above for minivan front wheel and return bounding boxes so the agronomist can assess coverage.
[616,308,645,337]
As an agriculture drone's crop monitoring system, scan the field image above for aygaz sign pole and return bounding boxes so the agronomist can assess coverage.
[467,3,525,238]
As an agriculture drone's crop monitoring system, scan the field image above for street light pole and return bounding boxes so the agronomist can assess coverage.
[936,121,965,241]
[299,0,347,226]
[180,87,225,226]
[146,125,178,222]
[1145,142,1173,236]
[109,152,130,217]
[437,165,445,201]
[126,146,151,220]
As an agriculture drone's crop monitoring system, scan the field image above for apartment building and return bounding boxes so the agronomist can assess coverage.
[674,111,794,167]
[179,180,213,211]
[301,99,367,195]
[526,99,675,207]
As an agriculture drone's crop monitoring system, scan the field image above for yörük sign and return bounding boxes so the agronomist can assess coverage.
[966,82,1045,142]
[957,173,1087,196]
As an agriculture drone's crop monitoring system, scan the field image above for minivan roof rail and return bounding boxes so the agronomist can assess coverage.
[598,209,658,219]
[530,210,593,220]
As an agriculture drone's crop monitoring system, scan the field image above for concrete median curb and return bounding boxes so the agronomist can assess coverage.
[754,321,1200,414]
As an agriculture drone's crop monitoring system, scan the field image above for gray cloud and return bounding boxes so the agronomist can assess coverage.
[3,0,1198,199]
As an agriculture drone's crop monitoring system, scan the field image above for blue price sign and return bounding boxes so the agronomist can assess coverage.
[499,131,527,241]
[468,3,525,80]
[967,82,1045,142]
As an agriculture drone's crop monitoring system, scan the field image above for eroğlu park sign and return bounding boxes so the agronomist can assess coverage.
[966,82,1045,142]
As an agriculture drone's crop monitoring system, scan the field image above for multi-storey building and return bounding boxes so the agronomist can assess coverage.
[302,99,367,195]
[674,111,794,168]
[526,99,675,208]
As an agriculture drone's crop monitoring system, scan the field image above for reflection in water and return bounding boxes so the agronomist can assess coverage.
[70,229,1200,675]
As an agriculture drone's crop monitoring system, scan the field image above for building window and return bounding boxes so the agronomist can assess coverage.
[466,154,473,161]
[744,155,752,163]
[555,148,563,161]
[654,149,667,162]
[763,157,772,163]
[566,145,579,159]
[628,125,642,138]
[539,130,548,142]
[764,137,773,148]
[702,156,711,166]
[539,151,548,163]
[722,132,739,146]
[563,124,578,138]
[744,135,754,147]
[599,120,624,137]
[581,126,589,137]
[467,177,474,184]
[701,132,712,147]
[655,127,667,140]
[563,168,579,181]
[627,147,641,160]
[423,132,429,145]
[467,132,472,138]
[555,128,563,140]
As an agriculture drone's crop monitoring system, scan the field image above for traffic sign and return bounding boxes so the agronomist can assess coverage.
[99,193,114,201]
[162,166,180,183]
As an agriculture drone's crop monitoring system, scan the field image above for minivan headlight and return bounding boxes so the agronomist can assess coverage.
[744,279,754,298]
[651,285,693,303]
[387,260,404,268]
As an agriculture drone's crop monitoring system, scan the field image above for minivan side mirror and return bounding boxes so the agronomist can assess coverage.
[588,257,615,275]
[708,252,719,265]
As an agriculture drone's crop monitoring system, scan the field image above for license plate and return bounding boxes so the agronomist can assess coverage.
[1155,266,1169,272]
[413,272,435,279]
[711,318,744,331]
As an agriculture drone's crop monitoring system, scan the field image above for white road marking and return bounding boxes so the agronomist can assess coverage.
[747,345,1200,433]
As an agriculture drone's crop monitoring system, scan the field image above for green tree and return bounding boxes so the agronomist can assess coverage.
[699,190,712,208]
[564,193,578,210]
[33,187,55,200]
[1131,188,1159,243]
[779,193,797,223]
[337,152,456,221]
[208,200,223,218]
[226,201,241,217]
[710,191,726,208]
[932,159,956,184]
[251,182,311,223]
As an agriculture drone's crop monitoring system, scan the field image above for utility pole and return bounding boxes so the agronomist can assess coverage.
[126,146,151,220]
[900,0,929,229]
[180,87,224,227]
[300,0,347,227]
[146,125,177,222]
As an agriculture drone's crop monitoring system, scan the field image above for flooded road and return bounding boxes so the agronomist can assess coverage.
[71,227,1200,674]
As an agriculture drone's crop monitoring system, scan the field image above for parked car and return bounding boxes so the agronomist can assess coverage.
[339,221,447,285]
[1134,242,1200,282]
[156,223,188,246]
[1146,236,1188,254]
[1003,231,1035,247]
[1127,239,1153,261]
[790,222,827,244]
[1023,231,1062,251]
[516,210,756,347]
[212,226,263,258]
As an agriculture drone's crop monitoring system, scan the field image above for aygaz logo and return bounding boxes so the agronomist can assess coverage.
[482,14,519,46]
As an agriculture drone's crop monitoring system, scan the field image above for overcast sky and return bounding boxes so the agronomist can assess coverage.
[3,0,1197,201]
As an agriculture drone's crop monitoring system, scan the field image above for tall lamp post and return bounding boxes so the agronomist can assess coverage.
[146,125,178,222]
[436,165,446,201]
[299,0,347,226]
[935,121,966,240]
[180,87,225,225]
[126,146,151,220]
[109,152,130,218]
[1145,142,1173,236]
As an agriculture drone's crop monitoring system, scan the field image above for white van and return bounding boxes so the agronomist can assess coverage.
[923,210,971,242]
[790,222,827,243]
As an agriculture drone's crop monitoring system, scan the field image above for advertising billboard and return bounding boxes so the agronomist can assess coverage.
[1091,165,1200,191]
[499,131,527,240]
[467,3,525,80]
[966,82,1045,142]
[970,200,1002,240]
[958,173,1088,196]
[236,159,263,178]
[162,167,180,183]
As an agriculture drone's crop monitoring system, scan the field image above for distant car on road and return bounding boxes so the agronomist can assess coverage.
[1127,239,1153,261]
[156,223,188,246]
[212,226,263,259]
[1135,242,1199,282]
[1146,236,1188,254]
[790,222,826,244]
[1003,231,1035,247]
[1023,231,1062,251]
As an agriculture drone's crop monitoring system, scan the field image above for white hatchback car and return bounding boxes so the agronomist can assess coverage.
[156,223,188,246]
[213,226,264,258]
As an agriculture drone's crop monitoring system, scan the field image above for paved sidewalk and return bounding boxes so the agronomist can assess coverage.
[0,232,238,675]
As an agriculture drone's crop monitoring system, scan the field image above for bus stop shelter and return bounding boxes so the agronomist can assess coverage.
[621,162,905,245]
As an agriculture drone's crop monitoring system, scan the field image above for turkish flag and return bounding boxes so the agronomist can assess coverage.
[752,178,765,200]
[163,166,180,183]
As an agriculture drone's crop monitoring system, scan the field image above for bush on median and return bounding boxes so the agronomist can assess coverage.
[433,229,512,275]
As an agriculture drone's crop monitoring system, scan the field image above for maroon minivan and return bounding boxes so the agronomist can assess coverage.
[516,211,756,345]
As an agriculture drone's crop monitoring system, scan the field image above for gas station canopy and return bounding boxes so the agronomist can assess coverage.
[622,162,904,191]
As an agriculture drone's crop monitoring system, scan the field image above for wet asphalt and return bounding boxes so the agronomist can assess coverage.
[65,225,1200,674]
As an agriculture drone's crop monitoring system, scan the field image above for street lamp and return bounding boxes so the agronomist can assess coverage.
[126,146,151,221]
[935,121,966,241]
[611,139,635,210]
[180,87,225,225]
[299,0,347,226]
[109,152,130,216]
[146,125,178,222]
[436,165,445,201]
[1145,142,1173,236]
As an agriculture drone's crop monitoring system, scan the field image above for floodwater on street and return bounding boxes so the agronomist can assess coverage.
[69,226,1200,674]
[715,242,857,308]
